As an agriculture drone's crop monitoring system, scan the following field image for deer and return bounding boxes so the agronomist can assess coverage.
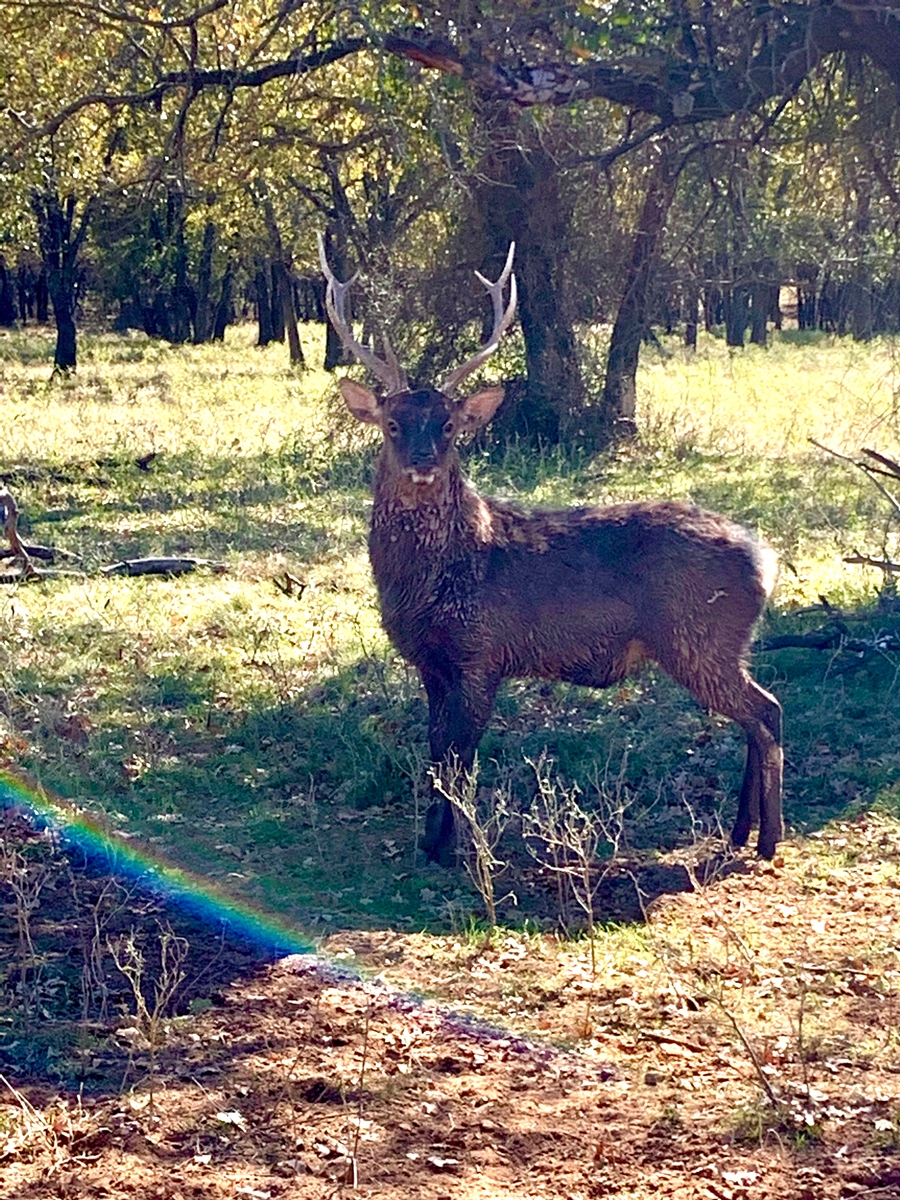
[317,236,783,868]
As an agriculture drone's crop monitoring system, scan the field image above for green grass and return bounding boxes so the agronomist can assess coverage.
[1,324,900,932]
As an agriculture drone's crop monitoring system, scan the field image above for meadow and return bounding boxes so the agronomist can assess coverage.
[3,325,900,1197]
[1,323,899,935]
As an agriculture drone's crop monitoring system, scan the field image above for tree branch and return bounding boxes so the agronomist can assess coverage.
[385,5,900,120]
[11,38,365,142]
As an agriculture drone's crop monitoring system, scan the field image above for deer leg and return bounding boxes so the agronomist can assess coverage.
[666,654,783,859]
[740,682,783,859]
[722,680,782,859]
[420,663,498,866]
[731,739,761,848]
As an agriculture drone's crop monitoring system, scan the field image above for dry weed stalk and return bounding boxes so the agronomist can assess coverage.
[631,800,805,1129]
[431,756,515,929]
[522,755,633,1035]
[346,994,373,1189]
[109,924,188,1106]
[0,838,50,1018]
[0,1072,60,1162]
[67,866,131,1025]
[523,755,631,971]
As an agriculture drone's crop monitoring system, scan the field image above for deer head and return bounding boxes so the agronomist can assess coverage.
[318,236,516,486]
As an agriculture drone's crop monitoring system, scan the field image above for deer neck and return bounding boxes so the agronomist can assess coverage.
[370,453,492,555]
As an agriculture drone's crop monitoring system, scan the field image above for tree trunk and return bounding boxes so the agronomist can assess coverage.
[255,182,305,367]
[36,270,49,323]
[769,283,782,330]
[255,262,274,346]
[192,220,217,344]
[684,284,699,350]
[850,272,874,341]
[474,112,586,445]
[30,184,92,373]
[169,191,193,344]
[749,286,768,345]
[270,263,286,343]
[321,228,349,370]
[151,291,173,341]
[749,259,775,346]
[281,267,305,365]
[213,261,235,341]
[601,141,679,440]
[48,287,77,370]
[0,255,16,327]
[724,284,750,347]
[271,261,304,364]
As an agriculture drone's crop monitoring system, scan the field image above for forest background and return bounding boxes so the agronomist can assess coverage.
[2,5,900,1195]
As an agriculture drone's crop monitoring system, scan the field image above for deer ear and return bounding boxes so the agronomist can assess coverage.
[339,378,381,425]
[458,386,505,432]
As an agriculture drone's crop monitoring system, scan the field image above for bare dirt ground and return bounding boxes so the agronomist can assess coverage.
[2,809,900,1199]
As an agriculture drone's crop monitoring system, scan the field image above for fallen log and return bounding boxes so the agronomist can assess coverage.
[757,625,900,654]
[100,557,227,577]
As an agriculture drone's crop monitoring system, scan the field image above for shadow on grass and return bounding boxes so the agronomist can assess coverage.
[3,596,900,1095]
[13,593,900,933]
[7,446,375,565]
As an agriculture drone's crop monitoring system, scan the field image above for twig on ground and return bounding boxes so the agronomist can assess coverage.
[712,996,782,1109]
[0,487,36,579]
[810,438,900,520]
[101,557,226,577]
[843,554,900,573]
[272,571,307,597]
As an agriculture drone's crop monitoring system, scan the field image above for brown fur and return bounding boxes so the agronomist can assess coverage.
[340,379,783,866]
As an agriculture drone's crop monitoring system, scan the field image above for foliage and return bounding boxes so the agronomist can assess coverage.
[0,326,898,932]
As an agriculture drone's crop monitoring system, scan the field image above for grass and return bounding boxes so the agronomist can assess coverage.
[1,323,900,936]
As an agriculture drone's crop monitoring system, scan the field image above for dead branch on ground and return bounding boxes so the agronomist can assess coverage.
[0,487,227,583]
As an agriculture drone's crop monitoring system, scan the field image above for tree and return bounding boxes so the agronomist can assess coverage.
[385,2,900,441]
[30,177,93,371]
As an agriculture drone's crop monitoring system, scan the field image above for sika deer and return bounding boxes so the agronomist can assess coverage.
[318,237,783,867]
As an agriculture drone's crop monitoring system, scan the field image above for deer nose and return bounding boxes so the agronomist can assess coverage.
[409,441,438,467]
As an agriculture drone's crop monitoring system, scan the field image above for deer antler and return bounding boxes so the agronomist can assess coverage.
[317,232,408,395]
[440,243,517,396]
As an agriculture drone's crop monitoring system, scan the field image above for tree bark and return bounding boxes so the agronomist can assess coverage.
[473,111,586,444]
[684,283,699,350]
[749,277,769,346]
[254,179,305,366]
[601,141,679,439]
[36,270,49,324]
[212,260,235,341]
[192,220,217,344]
[0,255,16,327]
[168,191,193,344]
[270,262,286,343]
[30,183,93,372]
[255,261,274,346]
[724,283,750,347]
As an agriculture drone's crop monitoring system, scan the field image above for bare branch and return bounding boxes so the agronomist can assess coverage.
[0,0,230,30]
[810,438,900,521]
[385,6,900,120]
[11,39,365,143]
[842,555,900,573]
[861,448,900,480]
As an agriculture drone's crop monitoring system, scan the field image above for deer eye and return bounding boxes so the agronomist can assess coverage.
[443,420,454,436]
[386,419,400,437]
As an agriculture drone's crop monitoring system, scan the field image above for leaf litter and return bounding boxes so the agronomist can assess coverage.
[1,811,900,1197]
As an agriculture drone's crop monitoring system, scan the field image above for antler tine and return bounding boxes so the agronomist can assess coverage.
[382,334,407,391]
[316,232,407,395]
[440,242,517,396]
